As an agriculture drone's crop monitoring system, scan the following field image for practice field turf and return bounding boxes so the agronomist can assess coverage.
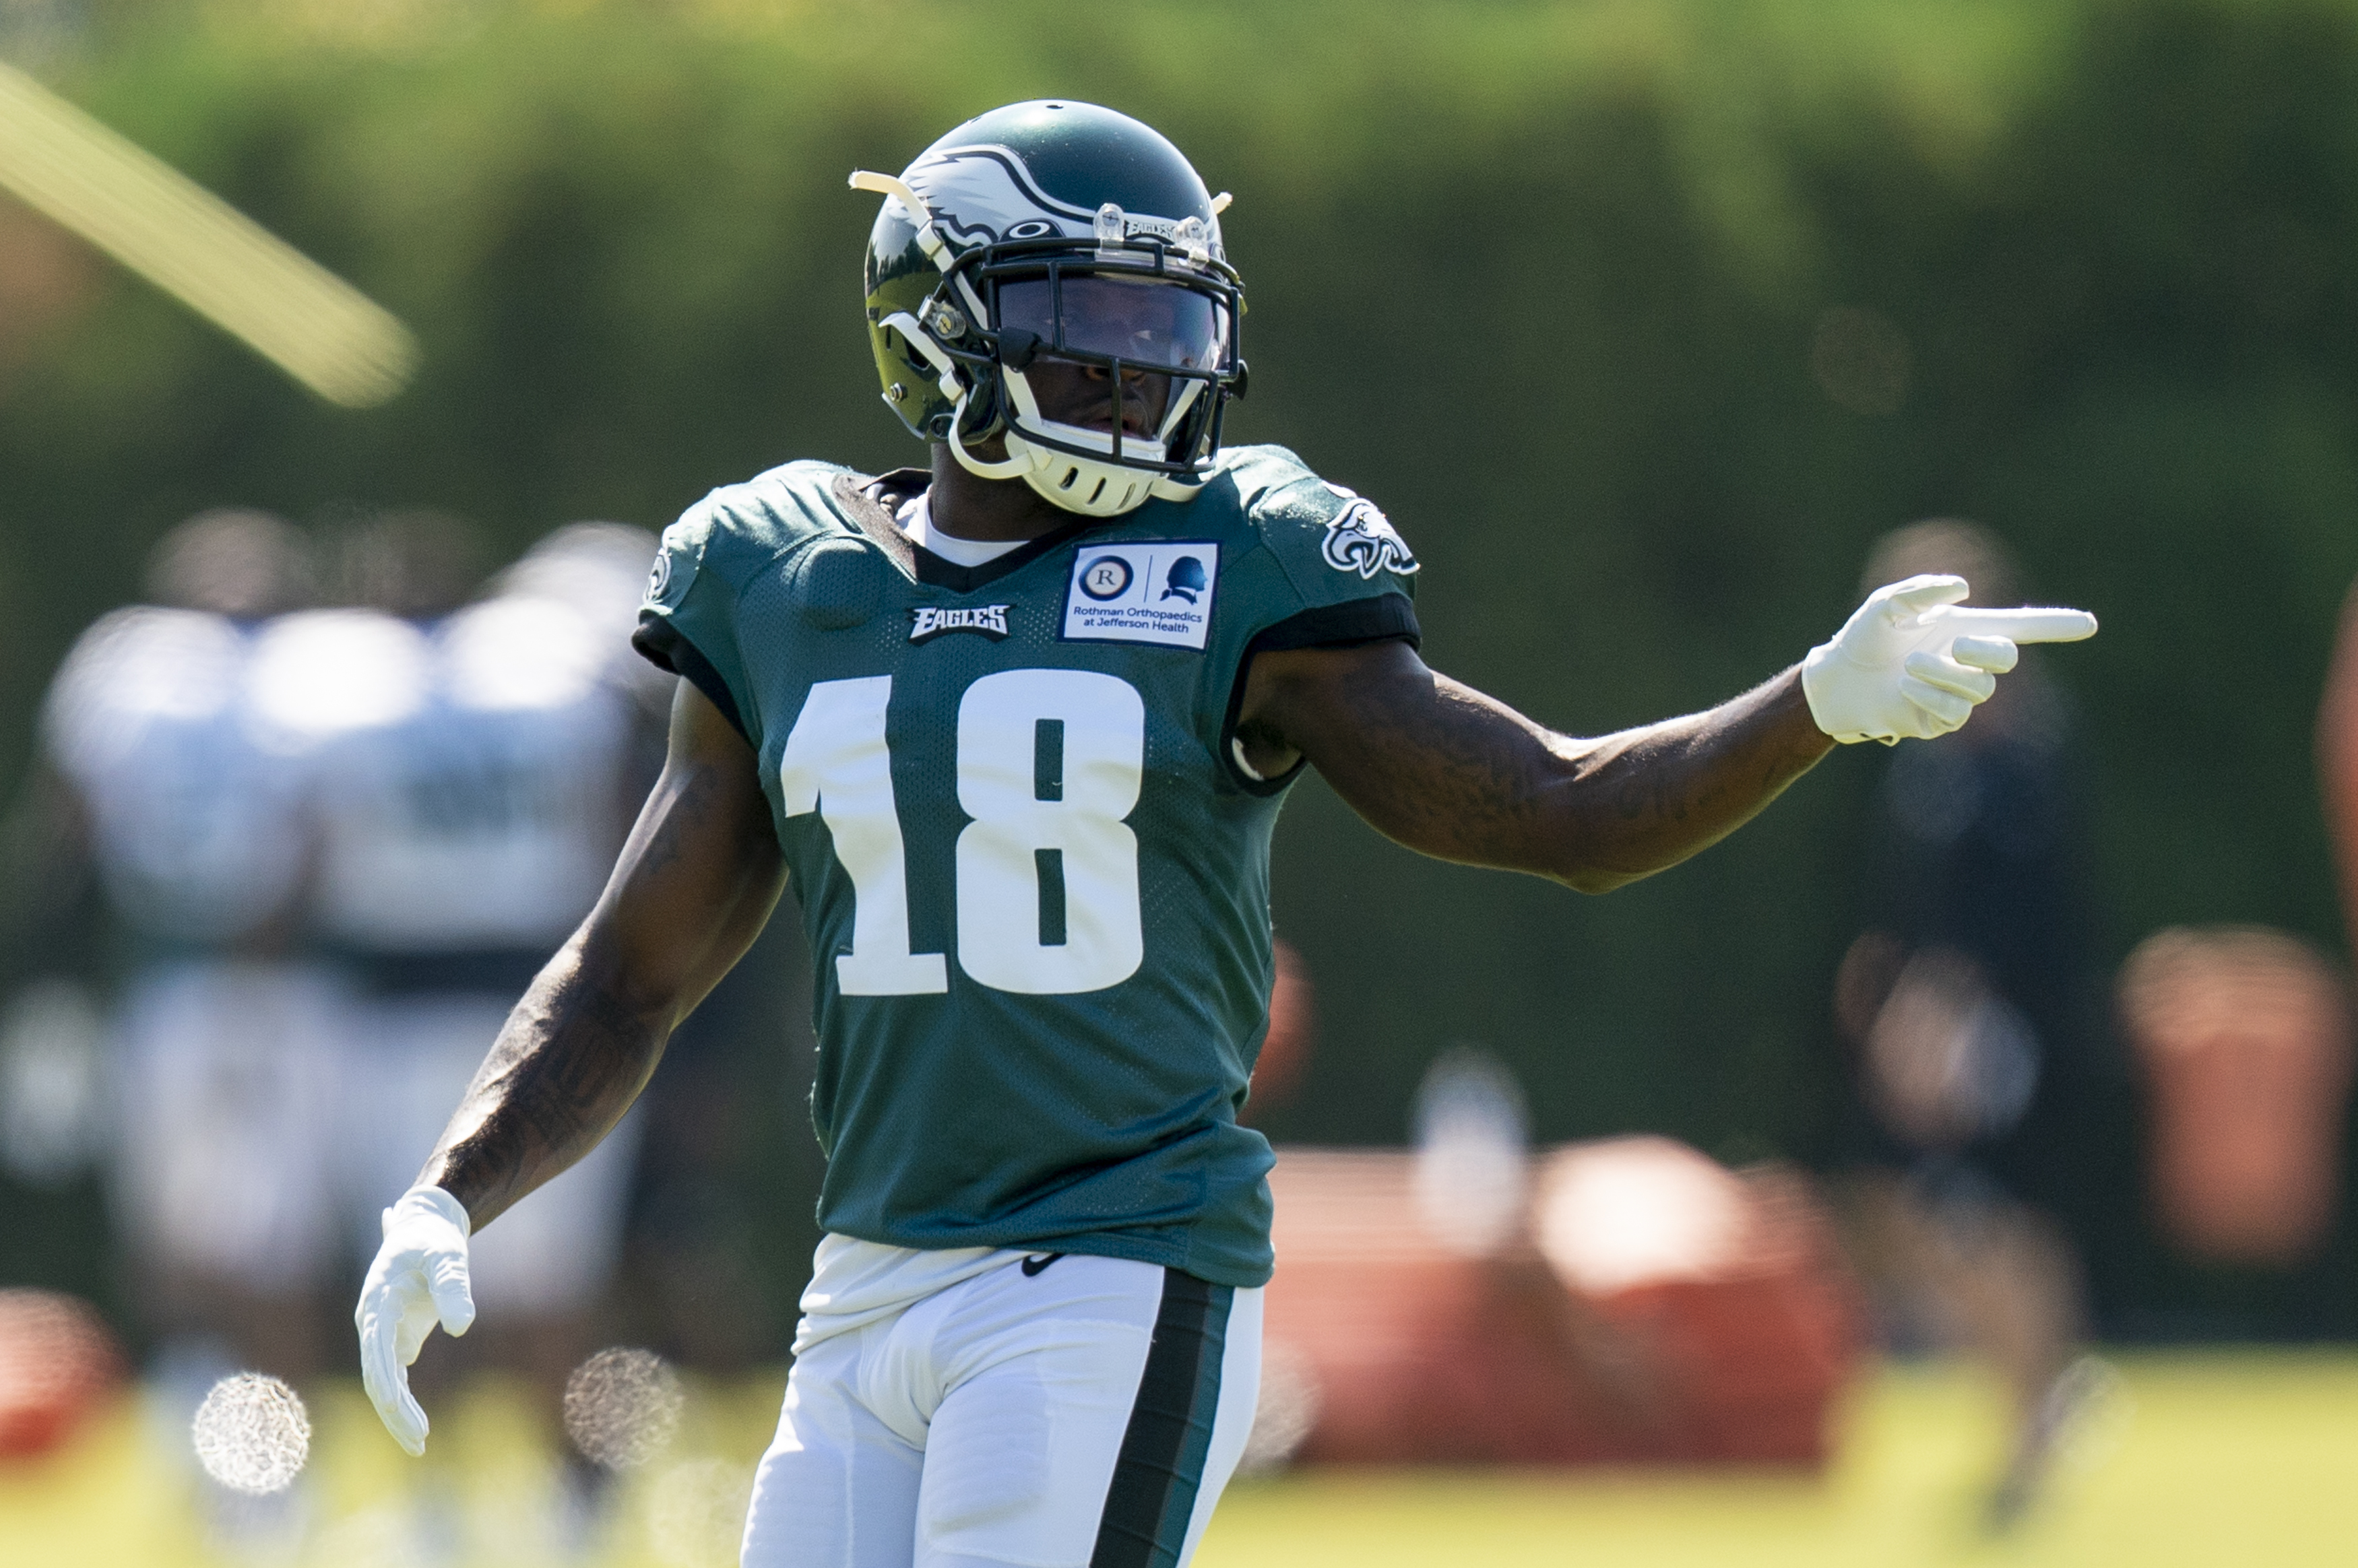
[5,1352,2355,1565]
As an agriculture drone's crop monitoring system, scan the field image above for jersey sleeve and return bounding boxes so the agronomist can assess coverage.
[1228,446,1422,653]
[1205,447,1425,792]
[631,495,761,748]
[1236,445,1415,646]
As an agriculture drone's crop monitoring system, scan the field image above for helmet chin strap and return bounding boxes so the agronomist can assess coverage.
[879,306,1029,483]
[947,403,1031,482]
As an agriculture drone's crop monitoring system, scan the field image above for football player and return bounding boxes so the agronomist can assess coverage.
[267,517,658,1447]
[357,101,2097,1567]
[26,509,341,1384]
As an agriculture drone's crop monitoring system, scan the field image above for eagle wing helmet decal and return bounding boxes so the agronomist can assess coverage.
[892,144,1228,257]
[901,145,1092,247]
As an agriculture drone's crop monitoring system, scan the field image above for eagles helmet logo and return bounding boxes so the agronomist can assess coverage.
[897,145,1227,257]
[898,145,1095,246]
[1321,499,1420,581]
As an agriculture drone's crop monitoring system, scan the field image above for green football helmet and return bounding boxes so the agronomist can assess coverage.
[852,101,1246,518]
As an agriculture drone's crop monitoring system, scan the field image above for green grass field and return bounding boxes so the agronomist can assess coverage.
[5,1352,2354,1566]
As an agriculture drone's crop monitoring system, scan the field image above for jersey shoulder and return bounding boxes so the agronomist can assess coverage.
[650,459,866,605]
[638,459,872,744]
[1205,443,1422,611]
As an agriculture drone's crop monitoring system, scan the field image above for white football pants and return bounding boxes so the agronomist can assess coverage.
[110,960,345,1289]
[744,1251,1263,1568]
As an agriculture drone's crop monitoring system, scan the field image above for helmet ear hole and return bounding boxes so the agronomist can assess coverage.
[881,322,925,376]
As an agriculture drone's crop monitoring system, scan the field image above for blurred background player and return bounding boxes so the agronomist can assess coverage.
[11,510,336,1394]
[251,513,662,1468]
[1828,519,2105,1530]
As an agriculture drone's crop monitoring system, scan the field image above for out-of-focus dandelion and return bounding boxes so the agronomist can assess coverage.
[563,1346,683,1471]
[190,1372,309,1495]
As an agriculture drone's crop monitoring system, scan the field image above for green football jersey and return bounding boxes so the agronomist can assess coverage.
[633,444,1420,1288]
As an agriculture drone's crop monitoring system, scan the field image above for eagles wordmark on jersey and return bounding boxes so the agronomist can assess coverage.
[633,444,1419,1288]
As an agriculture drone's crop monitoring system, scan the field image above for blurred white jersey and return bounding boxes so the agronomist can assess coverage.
[250,595,633,954]
[42,608,307,946]
[252,591,651,1314]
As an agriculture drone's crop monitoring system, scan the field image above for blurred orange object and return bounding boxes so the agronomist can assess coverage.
[0,1288,125,1459]
[1263,1139,1862,1468]
[2119,927,2353,1266]
[1243,939,1314,1121]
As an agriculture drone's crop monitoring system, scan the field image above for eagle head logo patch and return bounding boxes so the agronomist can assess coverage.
[1320,498,1420,581]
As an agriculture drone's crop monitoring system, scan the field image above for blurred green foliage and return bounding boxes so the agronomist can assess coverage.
[4,0,2357,1334]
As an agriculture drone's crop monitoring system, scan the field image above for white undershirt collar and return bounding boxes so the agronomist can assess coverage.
[895,492,1024,569]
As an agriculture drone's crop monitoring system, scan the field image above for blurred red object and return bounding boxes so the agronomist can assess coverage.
[2119,927,2353,1266]
[1263,1138,1862,1468]
[0,1288,125,1459]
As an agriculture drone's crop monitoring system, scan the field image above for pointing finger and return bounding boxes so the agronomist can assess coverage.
[1939,606,2098,644]
[1950,634,2019,674]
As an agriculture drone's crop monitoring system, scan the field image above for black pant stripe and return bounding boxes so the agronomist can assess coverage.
[1090,1270,1233,1568]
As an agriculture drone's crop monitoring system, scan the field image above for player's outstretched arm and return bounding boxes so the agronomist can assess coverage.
[418,679,784,1226]
[1237,575,2094,894]
[1240,641,1831,894]
[356,680,781,1456]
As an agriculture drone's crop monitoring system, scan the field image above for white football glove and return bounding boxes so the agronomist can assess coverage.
[1802,574,2097,744]
[355,1184,476,1457]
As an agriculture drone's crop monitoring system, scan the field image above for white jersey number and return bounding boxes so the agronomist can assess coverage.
[776,670,1146,997]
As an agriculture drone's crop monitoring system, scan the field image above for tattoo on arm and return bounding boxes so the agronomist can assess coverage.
[424,951,666,1227]
[1248,642,1835,893]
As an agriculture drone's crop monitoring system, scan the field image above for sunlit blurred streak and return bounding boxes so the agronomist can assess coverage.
[0,59,416,407]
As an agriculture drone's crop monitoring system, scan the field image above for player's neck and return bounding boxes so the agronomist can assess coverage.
[926,444,1075,545]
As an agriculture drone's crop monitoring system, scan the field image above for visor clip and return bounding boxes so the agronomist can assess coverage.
[996,329,1041,372]
[1232,358,1250,400]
